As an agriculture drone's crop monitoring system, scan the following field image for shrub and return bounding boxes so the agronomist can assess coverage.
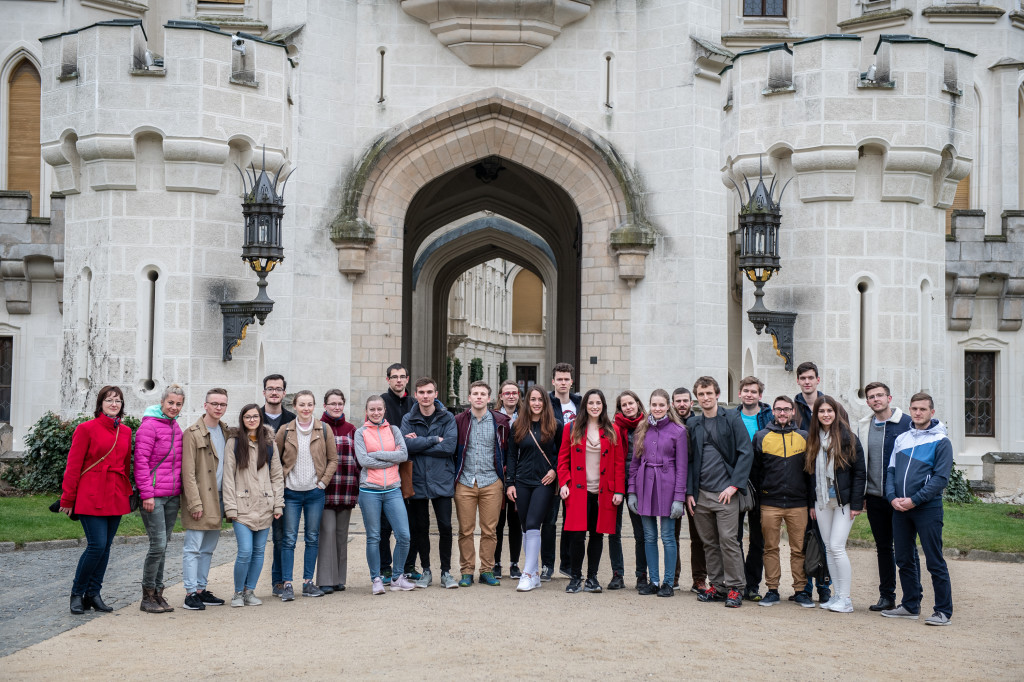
[944,463,977,504]
[469,357,483,383]
[498,361,508,384]
[452,358,463,402]
[10,412,142,494]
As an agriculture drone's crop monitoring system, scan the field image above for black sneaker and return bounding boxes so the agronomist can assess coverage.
[637,582,658,595]
[818,586,832,603]
[565,578,583,593]
[183,592,206,610]
[869,597,896,612]
[793,591,815,608]
[725,589,743,608]
[657,583,674,598]
[636,576,651,591]
[607,573,625,590]
[672,579,680,589]
[743,587,762,602]
[509,563,522,579]
[540,566,553,582]
[197,590,225,606]
[760,589,781,607]
[493,563,502,579]
[697,586,724,602]
[583,577,602,593]
[558,564,572,579]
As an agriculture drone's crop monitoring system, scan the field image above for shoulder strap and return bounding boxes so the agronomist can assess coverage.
[81,426,120,476]
[528,425,554,469]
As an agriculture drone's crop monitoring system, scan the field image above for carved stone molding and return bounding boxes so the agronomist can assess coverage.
[400,0,591,67]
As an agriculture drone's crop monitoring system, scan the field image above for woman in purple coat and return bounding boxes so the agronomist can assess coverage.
[627,389,688,597]
[134,384,186,614]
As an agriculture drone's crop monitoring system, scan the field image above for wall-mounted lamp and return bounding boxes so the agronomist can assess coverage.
[726,158,797,371]
[221,148,293,360]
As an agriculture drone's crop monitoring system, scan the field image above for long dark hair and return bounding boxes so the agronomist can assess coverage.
[804,395,857,473]
[513,385,557,444]
[569,389,617,446]
[235,403,270,470]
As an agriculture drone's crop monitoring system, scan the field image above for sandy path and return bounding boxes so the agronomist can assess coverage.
[2,533,1022,680]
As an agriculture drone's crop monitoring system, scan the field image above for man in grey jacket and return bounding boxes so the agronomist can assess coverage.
[400,377,458,589]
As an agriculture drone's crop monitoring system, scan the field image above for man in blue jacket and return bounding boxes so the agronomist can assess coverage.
[882,392,954,626]
[733,376,774,601]
[857,381,914,612]
[401,377,459,590]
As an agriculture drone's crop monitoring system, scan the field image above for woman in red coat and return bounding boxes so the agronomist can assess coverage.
[557,388,624,594]
[60,386,133,614]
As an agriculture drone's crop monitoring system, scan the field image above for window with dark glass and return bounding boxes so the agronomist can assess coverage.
[0,337,12,422]
[744,0,786,16]
[964,351,995,437]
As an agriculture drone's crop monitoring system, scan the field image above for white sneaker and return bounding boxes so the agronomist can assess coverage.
[440,571,459,589]
[819,594,840,609]
[827,596,854,613]
[230,591,245,607]
[531,572,542,590]
[517,574,534,592]
[243,589,262,606]
[390,574,416,591]
[372,577,386,595]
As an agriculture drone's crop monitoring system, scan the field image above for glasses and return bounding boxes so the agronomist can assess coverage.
[773,407,793,413]
[501,391,519,397]
[389,375,408,380]
[243,415,261,421]
[207,402,227,409]
[103,398,122,404]
[264,387,285,393]
[326,402,345,408]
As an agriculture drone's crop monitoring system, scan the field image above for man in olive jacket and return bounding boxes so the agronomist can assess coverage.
[181,388,232,610]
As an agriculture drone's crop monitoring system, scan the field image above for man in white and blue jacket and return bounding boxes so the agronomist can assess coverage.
[882,392,954,626]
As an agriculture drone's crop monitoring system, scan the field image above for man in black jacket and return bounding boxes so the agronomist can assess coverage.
[686,376,754,608]
[260,374,296,597]
[379,363,416,583]
[542,362,581,581]
[751,395,814,607]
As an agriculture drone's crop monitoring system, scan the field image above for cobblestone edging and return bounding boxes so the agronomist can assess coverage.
[846,538,1023,563]
[0,529,235,553]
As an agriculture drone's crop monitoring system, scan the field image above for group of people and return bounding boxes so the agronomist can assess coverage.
[58,361,954,626]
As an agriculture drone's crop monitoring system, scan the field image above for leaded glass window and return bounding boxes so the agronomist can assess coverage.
[964,351,995,437]
[744,0,786,16]
[0,337,11,422]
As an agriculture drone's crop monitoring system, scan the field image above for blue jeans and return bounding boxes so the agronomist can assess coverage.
[282,487,326,582]
[183,529,220,593]
[642,515,677,586]
[894,503,952,618]
[233,522,271,592]
[359,488,410,581]
[73,515,121,596]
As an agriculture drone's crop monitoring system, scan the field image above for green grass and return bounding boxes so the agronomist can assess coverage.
[0,494,228,544]
[849,503,1024,554]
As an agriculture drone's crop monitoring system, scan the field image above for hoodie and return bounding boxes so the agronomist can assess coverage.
[885,419,953,509]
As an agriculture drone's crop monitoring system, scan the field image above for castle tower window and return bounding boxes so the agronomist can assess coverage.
[744,0,785,16]
[964,351,995,437]
[6,60,41,216]
[0,337,12,423]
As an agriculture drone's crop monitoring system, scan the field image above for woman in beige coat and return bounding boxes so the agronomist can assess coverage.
[223,403,284,607]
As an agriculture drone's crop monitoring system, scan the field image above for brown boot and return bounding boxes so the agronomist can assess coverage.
[140,588,164,614]
[154,588,174,612]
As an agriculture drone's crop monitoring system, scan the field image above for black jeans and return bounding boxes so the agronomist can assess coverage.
[567,492,603,580]
[866,493,912,601]
[408,497,453,573]
[737,505,765,592]
[608,501,647,577]
[516,484,555,531]
[495,494,523,566]
[541,492,569,570]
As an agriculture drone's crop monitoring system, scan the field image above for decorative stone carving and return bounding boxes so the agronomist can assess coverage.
[399,0,592,67]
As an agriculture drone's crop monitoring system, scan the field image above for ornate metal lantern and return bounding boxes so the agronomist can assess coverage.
[221,149,293,360]
[726,159,797,371]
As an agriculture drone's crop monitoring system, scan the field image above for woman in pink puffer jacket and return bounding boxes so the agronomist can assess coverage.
[134,385,186,613]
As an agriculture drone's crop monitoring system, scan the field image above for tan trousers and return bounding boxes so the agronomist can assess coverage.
[454,480,505,575]
[760,505,808,592]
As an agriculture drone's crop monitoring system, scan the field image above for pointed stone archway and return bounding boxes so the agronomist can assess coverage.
[331,88,657,398]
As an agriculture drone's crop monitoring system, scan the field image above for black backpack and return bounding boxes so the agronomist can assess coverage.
[803,523,830,583]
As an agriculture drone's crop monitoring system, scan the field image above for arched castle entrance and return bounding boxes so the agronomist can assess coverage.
[331,88,656,399]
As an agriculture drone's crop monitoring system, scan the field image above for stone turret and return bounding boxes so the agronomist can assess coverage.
[722,34,975,416]
[38,19,291,416]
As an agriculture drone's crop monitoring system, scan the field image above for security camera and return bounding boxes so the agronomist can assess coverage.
[231,37,246,56]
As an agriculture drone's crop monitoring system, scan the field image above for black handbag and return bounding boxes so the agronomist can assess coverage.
[803,522,828,582]
[737,480,758,513]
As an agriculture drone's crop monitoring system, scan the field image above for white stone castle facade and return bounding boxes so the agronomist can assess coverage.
[1,0,1022,477]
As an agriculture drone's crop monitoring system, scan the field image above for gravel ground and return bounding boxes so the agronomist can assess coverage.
[2,510,1022,680]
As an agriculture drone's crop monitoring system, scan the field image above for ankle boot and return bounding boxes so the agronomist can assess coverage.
[84,594,113,612]
[140,587,164,614]
[154,588,174,612]
[70,594,85,615]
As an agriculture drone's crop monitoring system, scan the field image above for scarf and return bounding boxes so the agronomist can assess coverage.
[814,430,836,504]
[614,411,644,432]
